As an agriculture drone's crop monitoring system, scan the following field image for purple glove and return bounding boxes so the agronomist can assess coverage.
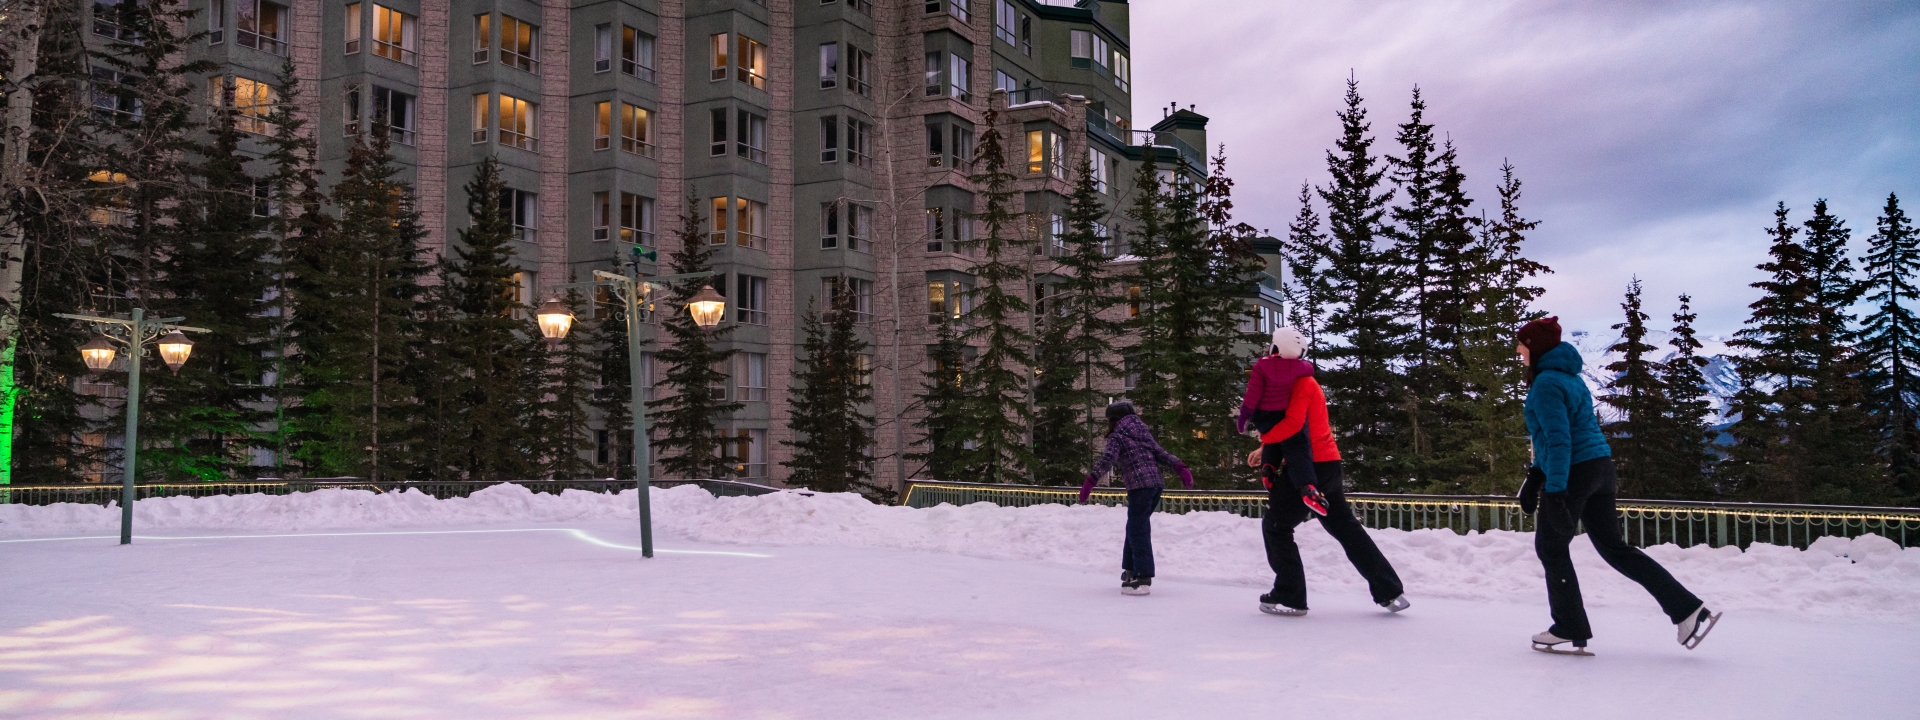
[1235,406,1253,435]
[1079,474,1097,503]
[1176,464,1195,489]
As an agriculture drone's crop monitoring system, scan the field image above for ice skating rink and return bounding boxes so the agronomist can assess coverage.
[2,486,1914,719]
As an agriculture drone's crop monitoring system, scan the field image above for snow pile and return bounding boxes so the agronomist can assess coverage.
[5,483,1917,622]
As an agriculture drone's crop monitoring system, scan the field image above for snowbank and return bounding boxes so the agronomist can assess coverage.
[5,483,1916,622]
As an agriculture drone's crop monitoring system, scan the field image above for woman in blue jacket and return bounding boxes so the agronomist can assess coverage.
[1516,317,1720,655]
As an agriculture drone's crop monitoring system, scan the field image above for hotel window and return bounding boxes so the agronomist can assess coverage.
[1050,214,1066,250]
[620,103,653,156]
[924,52,941,97]
[819,42,837,89]
[471,93,489,142]
[90,66,139,120]
[1020,15,1031,55]
[373,86,415,145]
[735,198,767,249]
[344,85,360,135]
[1094,221,1111,255]
[500,15,538,72]
[929,0,968,22]
[593,191,610,241]
[735,109,767,164]
[927,281,971,323]
[343,3,357,53]
[92,0,135,41]
[926,207,969,253]
[1070,29,1091,66]
[251,179,274,217]
[735,274,767,325]
[821,202,839,249]
[1026,130,1044,174]
[594,24,612,72]
[736,353,768,402]
[848,47,872,96]
[237,0,288,55]
[709,197,729,244]
[1113,52,1130,92]
[623,27,656,81]
[819,115,837,163]
[926,208,943,253]
[824,277,873,323]
[1050,132,1067,179]
[846,118,872,168]
[926,123,943,168]
[996,70,1016,94]
[726,428,767,478]
[710,108,728,156]
[927,120,974,172]
[500,188,537,242]
[210,76,275,135]
[847,203,871,252]
[927,282,944,324]
[621,193,655,246]
[994,0,1015,45]
[1127,286,1141,317]
[951,126,973,171]
[472,13,489,63]
[1089,150,1110,193]
[498,94,537,151]
[735,35,767,89]
[709,33,728,82]
[1092,34,1109,71]
[594,101,611,150]
[372,5,416,65]
[948,54,970,101]
[211,0,226,44]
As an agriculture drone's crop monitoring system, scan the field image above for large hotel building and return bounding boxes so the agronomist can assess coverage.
[119,0,1286,488]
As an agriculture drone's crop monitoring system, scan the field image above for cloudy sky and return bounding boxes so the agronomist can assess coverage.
[1123,0,1920,341]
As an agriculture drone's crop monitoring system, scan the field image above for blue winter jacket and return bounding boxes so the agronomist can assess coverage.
[1524,342,1612,493]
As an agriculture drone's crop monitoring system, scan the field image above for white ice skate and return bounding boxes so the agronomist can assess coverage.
[1121,575,1151,596]
[1379,595,1410,613]
[1531,630,1593,657]
[1258,592,1306,616]
[1677,606,1722,650]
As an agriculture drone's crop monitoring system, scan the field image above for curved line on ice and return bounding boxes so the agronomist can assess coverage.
[0,528,773,557]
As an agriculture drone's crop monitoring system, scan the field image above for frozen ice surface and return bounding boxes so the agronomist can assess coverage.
[2,485,1914,718]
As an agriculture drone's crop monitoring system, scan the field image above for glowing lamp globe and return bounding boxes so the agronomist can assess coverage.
[686,285,728,329]
[535,298,575,340]
[79,335,117,371]
[156,331,195,371]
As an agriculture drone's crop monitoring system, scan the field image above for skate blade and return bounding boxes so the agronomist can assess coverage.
[1259,604,1307,617]
[1121,587,1151,596]
[1682,612,1722,650]
[1532,642,1594,657]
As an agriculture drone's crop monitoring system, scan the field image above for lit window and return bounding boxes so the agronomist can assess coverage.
[594,101,611,150]
[709,198,729,245]
[498,94,537,151]
[371,5,416,65]
[735,198,767,250]
[500,15,538,72]
[621,193,654,246]
[472,13,489,63]
[736,35,767,89]
[710,33,729,82]
[620,103,653,156]
[1026,130,1044,174]
[210,76,276,135]
[342,3,357,53]
[927,282,946,324]
[471,93,488,143]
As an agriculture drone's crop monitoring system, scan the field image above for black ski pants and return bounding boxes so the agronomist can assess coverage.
[1536,457,1703,641]
[1122,486,1162,579]
[1251,409,1315,491]
[1261,461,1404,610]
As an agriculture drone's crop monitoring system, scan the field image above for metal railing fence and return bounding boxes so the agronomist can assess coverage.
[0,478,782,507]
[900,481,1920,550]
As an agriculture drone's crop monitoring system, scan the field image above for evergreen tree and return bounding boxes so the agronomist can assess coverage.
[783,285,880,496]
[1281,183,1333,355]
[1118,151,1173,424]
[909,314,968,480]
[530,287,597,480]
[588,306,635,480]
[141,95,277,481]
[1600,277,1668,497]
[1441,163,1546,494]
[1859,193,1920,501]
[434,157,541,480]
[1798,201,1884,503]
[1029,157,1122,485]
[950,109,1035,483]
[1652,294,1717,499]
[1183,149,1269,485]
[651,202,740,479]
[1315,76,1409,490]
[261,59,329,476]
[284,130,427,480]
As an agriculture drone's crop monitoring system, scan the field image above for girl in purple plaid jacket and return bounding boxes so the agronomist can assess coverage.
[1079,401,1192,595]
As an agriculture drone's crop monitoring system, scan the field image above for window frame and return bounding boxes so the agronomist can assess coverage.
[735,109,767,164]
[594,23,612,73]
[342,2,357,54]
[818,42,838,89]
[371,4,417,65]
[620,102,654,157]
[472,13,490,64]
[497,94,537,151]
[236,0,289,56]
[819,115,838,163]
[499,15,539,72]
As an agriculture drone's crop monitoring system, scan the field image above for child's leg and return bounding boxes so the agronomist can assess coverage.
[1278,430,1316,491]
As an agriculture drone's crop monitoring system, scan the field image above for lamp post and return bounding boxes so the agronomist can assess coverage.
[55,309,210,545]
[537,252,721,558]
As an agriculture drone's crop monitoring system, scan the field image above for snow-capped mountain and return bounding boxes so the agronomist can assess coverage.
[1564,329,1746,426]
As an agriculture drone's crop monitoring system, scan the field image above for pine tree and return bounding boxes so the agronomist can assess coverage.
[1282,183,1333,354]
[1029,156,1122,485]
[588,307,635,480]
[1441,163,1546,494]
[1652,294,1717,499]
[784,285,880,496]
[950,109,1034,483]
[261,59,330,477]
[140,95,277,481]
[284,130,427,480]
[1315,76,1409,491]
[434,157,541,480]
[910,315,968,480]
[1796,201,1885,503]
[530,287,597,480]
[1183,148,1269,485]
[651,202,740,480]
[1859,193,1920,501]
[1119,152,1173,424]
[1600,277,1668,497]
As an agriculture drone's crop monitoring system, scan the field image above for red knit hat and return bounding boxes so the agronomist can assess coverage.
[1517,316,1562,357]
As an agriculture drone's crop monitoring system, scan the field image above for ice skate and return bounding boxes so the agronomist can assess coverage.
[1121,575,1151,596]
[1258,592,1307,616]
[1379,595,1410,613]
[1677,606,1722,650]
[1530,630,1592,656]
[1301,485,1330,517]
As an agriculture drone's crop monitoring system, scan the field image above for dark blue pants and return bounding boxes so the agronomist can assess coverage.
[1122,486,1162,578]
[1537,457,1702,640]
[1262,461,1404,609]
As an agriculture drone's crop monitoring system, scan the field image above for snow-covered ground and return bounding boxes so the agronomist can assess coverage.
[3,485,1916,719]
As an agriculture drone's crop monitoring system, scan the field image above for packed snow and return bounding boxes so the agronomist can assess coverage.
[2,485,1915,718]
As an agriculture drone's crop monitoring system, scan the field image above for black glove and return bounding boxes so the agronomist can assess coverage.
[1518,466,1544,515]
[1538,490,1574,532]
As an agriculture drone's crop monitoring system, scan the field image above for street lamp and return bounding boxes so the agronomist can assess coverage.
[55,309,210,545]
[544,252,722,557]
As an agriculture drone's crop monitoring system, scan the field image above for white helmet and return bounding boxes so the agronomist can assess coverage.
[1271,326,1307,359]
